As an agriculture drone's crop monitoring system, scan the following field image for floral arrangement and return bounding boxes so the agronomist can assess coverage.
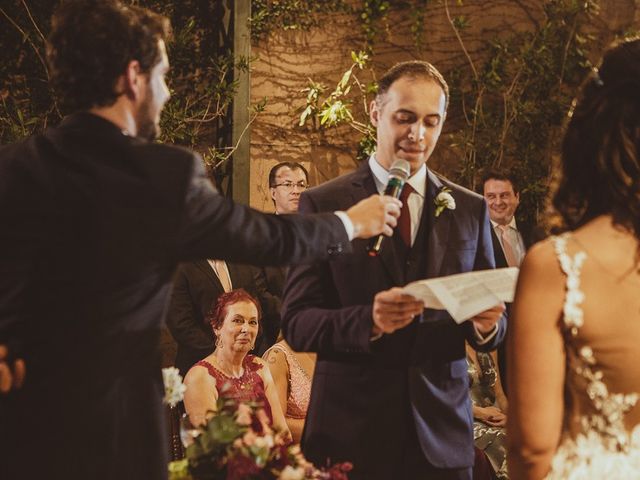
[434,187,456,217]
[168,398,352,480]
[162,367,351,480]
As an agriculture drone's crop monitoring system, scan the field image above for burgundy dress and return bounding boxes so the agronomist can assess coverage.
[196,354,273,424]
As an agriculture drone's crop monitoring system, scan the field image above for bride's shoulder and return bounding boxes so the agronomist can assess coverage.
[516,238,567,299]
[523,237,563,271]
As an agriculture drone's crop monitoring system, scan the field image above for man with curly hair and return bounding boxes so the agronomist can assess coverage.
[0,1,401,479]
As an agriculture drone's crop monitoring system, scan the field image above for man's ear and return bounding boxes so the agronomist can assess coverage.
[269,187,276,202]
[120,60,143,100]
[370,99,379,127]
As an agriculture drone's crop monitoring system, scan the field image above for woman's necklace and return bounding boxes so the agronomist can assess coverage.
[213,352,245,379]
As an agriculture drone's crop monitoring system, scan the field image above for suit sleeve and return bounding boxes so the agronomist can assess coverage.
[252,267,282,342]
[175,156,350,265]
[165,267,213,351]
[465,198,507,352]
[281,193,374,355]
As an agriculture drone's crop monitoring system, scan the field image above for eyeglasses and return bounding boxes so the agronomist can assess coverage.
[271,181,308,191]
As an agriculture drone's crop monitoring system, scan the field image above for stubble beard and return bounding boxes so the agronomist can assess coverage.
[135,91,160,141]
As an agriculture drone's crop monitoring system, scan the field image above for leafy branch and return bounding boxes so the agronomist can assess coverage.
[298,50,377,161]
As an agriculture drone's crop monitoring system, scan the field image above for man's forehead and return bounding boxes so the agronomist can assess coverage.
[276,167,305,178]
[382,76,445,111]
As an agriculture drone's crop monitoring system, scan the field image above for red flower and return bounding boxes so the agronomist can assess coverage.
[265,443,292,471]
[226,454,261,480]
[323,462,354,480]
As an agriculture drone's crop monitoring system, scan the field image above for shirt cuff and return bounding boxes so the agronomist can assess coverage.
[334,211,355,241]
[473,323,499,345]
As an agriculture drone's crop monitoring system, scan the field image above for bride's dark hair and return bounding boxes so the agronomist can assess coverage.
[553,38,640,244]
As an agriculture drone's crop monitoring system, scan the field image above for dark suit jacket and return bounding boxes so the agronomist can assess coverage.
[0,113,350,480]
[254,265,287,354]
[490,220,536,269]
[262,265,286,299]
[490,220,538,392]
[167,261,278,376]
[282,162,506,479]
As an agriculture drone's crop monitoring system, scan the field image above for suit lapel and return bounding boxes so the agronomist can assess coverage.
[349,162,404,286]
[195,260,224,292]
[425,169,451,278]
[490,227,508,268]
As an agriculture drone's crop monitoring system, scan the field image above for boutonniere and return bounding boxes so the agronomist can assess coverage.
[434,187,456,217]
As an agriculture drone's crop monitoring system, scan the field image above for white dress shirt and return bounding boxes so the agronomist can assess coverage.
[207,259,233,292]
[369,155,426,246]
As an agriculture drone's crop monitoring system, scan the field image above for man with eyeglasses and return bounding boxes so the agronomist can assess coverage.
[269,162,310,214]
[247,162,311,354]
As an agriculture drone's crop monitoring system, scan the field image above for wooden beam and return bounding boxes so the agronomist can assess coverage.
[232,0,251,205]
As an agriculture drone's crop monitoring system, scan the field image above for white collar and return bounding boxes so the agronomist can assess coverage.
[368,154,426,197]
[490,216,518,230]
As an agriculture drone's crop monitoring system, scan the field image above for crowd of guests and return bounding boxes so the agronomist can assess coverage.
[170,161,318,444]
[170,36,640,480]
[169,162,521,479]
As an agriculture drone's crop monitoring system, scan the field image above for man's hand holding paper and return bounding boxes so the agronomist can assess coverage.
[471,302,506,337]
[402,267,518,324]
[371,287,425,336]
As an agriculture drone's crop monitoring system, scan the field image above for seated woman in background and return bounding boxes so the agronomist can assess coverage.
[183,289,290,438]
[263,338,316,443]
[467,342,509,479]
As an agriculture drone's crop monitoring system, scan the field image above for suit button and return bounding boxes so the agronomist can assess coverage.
[328,244,343,255]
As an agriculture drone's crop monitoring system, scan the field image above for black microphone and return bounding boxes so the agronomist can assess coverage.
[367,159,411,257]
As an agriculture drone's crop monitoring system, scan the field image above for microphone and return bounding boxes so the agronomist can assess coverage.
[367,159,411,257]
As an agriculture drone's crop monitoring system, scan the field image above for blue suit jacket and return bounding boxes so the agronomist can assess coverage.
[282,162,506,478]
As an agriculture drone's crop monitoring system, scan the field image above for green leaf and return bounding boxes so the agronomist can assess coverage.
[338,69,352,90]
[299,105,313,126]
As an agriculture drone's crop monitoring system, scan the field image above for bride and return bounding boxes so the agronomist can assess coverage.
[507,38,640,479]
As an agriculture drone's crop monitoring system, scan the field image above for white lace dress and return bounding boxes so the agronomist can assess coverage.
[546,235,640,479]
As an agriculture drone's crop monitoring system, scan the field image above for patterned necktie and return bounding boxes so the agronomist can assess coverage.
[398,183,414,247]
[498,225,518,267]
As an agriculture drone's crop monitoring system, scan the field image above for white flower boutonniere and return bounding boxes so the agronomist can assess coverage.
[162,366,187,408]
[434,187,456,217]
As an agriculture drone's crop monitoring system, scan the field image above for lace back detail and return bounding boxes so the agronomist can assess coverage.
[546,235,640,479]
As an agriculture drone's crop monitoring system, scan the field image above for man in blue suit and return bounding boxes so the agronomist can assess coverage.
[282,61,507,479]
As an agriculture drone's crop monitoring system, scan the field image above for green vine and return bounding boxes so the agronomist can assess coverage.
[0,0,261,194]
[250,0,350,41]
[290,0,627,227]
[447,0,600,226]
[358,0,391,54]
